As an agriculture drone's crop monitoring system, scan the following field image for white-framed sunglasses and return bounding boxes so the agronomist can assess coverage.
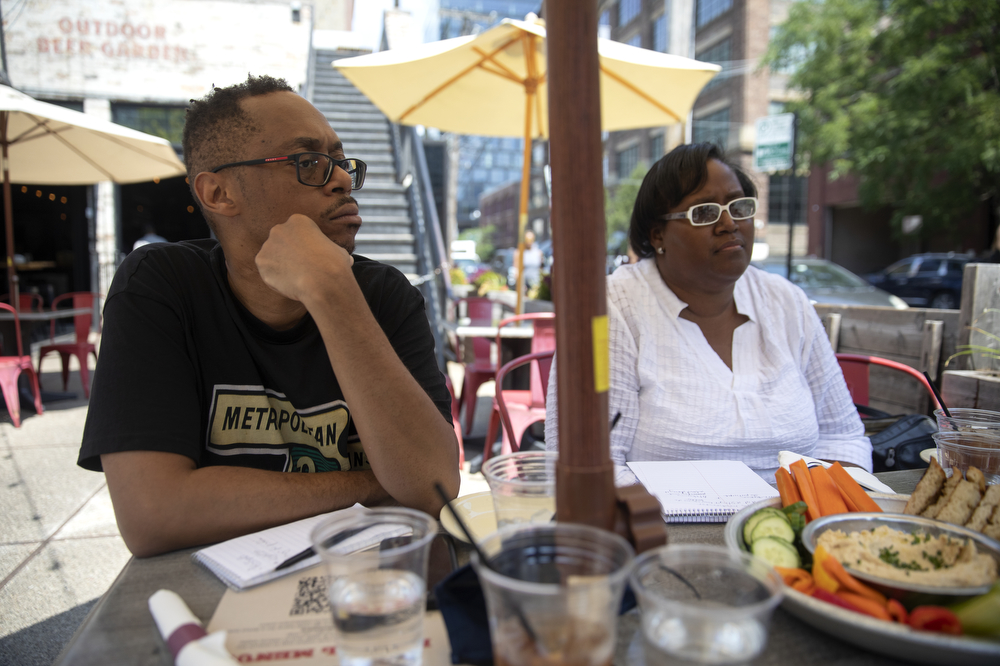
[660,197,758,226]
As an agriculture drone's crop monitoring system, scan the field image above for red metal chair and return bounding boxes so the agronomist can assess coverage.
[444,375,466,468]
[0,302,44,427]
[483,313,556,461]
[835,353,942,411]
[0,292,43,312]
[493,350,555,457]
[456,297,496,436]
[37,292,98,398]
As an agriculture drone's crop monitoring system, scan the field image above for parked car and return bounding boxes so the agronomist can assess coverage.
[864,253,971,309]
[754,258,909,309]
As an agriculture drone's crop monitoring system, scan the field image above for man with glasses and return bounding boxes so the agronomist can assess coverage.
[79,75,460,557]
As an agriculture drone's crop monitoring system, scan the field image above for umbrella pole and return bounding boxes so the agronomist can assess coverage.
[1,111,14,303]
[547,0,615,530]
[514,34,539,316]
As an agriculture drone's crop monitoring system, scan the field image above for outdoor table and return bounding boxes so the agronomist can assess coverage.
[0,306,94,402]
[54,469,924,666]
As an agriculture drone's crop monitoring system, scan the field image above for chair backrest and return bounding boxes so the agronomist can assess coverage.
[457,297,494,364]
[835,353,942,411]
[0,302,26,357]
[50,292,95,343]
[0,292,43,313]
[496,313,556,393]
[495,349,556,446]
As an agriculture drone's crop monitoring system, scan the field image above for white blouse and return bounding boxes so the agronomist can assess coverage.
[545,259,872,485]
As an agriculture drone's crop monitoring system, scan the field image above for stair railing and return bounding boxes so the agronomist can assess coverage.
[390,123,454,371]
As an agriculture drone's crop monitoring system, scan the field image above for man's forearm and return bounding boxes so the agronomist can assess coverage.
[103,450,391,557]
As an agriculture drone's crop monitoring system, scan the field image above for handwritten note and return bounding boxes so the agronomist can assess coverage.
[627,460,779,523]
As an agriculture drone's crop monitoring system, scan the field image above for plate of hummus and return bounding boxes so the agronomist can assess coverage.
[802,513,1000,605]
[725,497,1000,665]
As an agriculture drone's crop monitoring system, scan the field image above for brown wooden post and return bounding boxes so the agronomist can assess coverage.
[546,0,615,529]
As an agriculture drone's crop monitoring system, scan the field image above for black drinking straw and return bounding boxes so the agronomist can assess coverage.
[923,371,952,417]
[434,483,542,650]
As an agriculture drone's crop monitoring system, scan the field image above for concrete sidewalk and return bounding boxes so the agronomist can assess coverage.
[0,345,130,666]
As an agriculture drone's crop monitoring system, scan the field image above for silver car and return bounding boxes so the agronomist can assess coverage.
[754,258,909,309]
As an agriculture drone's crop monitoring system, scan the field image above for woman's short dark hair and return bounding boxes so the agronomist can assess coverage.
[628,143,757,259]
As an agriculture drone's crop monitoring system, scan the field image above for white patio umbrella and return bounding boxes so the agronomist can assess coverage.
[0,84,187,299]
[333,16,720,311]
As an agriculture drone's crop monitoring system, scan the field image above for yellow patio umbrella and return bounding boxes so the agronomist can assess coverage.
[333,16,720,312]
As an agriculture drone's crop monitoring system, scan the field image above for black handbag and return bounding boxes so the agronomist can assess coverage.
[866,412,938,472]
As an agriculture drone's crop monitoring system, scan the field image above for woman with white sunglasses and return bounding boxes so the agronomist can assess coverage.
[545,143,870,485]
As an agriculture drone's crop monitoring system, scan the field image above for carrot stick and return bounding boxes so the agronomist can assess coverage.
[775,567,814,593]
[822,556,887,604]
[886,599,908,624]
[775,468,801,508]
[835,591,893,622]
[790,459,821,521]
[810,466,849,516]
[828,462,882,513]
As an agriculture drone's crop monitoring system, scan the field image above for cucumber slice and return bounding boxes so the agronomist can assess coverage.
[742,508,789,547]
[751,536,801,569]
[750,515,796,545]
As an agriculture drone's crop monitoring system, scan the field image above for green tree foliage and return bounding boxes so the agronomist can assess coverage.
[459,224,495,261]
[605,164,648,255]
[765,0,1000,238]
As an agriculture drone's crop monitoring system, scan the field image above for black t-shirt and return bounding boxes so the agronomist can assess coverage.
[79,239,451,473]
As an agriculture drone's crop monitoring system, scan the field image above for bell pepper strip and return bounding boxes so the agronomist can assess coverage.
[775,468,802,508]
[790,459,822,522]
[908,606,963,635]
[886,599,908,624]
[835,591,893,622]
[828,462,882,513]
[949,581,1000,637]
[811,588,862,613]
[775,567,814,594]
[811,545,840,593]
[810,466,849,516]
[821,553,887,605]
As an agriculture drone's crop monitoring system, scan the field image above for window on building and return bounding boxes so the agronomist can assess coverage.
[627,33,642,48]
[600,10,611,26]
[619,0,641,27]
[617,145,640,180]
[696,0,732,27]
[692,108,730,148]
[768,175,808,225]
[697,38,731,92]
[653,12,669,53]
[112,104,187,146]
[649,134,665,162]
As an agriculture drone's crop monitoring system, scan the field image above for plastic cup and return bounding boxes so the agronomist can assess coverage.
[934,408,1000,433]
[933,430,1000,484]
[630,544,783,665]
[310,507,437,666]
[471,522,635,666]
[482,451,557,528]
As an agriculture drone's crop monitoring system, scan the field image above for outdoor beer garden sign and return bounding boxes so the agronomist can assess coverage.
[753,113,795,173]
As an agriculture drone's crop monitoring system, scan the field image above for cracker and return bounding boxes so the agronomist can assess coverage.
[983,506,1000,541]
[904,457,946,515]
[965,485,1000,532]
[935,480,983,526]
[921,468,964,519]
[966,466,987,494]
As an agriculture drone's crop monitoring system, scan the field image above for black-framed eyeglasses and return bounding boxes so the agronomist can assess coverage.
[209,152,367,190]
[660,196,758,226]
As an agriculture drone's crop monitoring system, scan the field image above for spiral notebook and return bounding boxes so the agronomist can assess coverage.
[627,460,779,523]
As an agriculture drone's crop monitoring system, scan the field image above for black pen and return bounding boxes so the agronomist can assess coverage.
[273,525,369,571]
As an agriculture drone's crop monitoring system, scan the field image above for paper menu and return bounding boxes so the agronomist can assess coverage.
[627,460,779,523]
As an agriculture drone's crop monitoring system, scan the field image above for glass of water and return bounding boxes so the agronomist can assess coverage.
[629,544,783,665]
[482,450,557,528]
[311,507,437,666]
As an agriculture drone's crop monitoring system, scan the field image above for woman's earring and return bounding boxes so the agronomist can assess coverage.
[656,246,665,255]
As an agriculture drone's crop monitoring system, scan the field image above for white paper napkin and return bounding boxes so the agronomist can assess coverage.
[149,589,239,666]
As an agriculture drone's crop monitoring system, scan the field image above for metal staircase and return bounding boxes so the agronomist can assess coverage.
[310,49,418,278]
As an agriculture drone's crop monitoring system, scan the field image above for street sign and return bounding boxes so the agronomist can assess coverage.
[753,113,795,172]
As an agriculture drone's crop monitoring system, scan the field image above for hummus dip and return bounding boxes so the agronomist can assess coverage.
[817,525,998,588]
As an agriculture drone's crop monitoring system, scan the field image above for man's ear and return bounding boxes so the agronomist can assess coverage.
[192,172,241,219]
